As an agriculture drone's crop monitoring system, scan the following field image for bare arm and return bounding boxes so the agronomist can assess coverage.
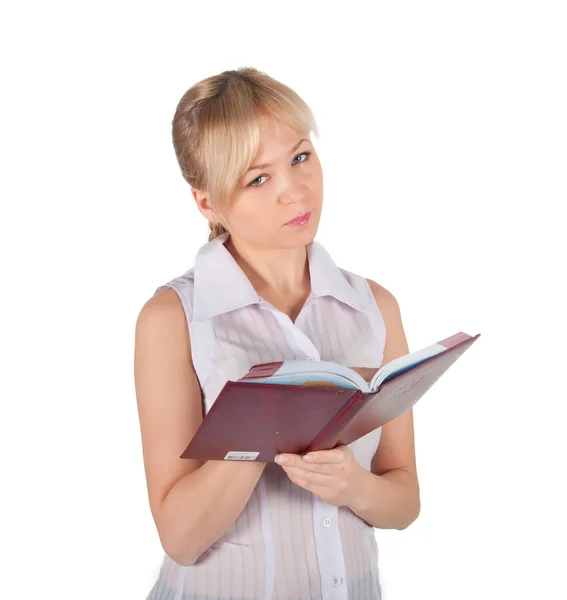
[346,280,421,530]
[134,288,266,566]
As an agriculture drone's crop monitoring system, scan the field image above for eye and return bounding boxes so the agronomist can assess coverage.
[292,151,312,165]
[247,151,312,188]
[248,175,268,188]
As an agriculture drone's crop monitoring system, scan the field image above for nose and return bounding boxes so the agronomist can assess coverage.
[278,174,305,205]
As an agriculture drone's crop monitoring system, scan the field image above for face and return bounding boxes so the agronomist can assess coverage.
[194,118,323,249]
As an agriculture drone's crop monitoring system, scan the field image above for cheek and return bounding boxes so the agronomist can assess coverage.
[308,164,324,198]
[230,204,276,235]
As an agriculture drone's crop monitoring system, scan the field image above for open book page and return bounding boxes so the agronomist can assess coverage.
[240,333,473,392]
[241,359,370,391]
[369,342,449,391]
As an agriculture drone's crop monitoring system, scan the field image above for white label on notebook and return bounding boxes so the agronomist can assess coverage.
[224,451,260,461]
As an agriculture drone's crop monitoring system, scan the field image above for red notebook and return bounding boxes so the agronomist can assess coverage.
[180,332,480,462]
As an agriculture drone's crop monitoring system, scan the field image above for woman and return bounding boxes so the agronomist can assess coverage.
[134,67,420,600]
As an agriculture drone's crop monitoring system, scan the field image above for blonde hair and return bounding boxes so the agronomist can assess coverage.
[171,67,319,241]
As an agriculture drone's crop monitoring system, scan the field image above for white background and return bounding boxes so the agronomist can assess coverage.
[1,1,566,598]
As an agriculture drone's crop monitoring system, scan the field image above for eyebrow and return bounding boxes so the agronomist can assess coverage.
[246,138,309,173]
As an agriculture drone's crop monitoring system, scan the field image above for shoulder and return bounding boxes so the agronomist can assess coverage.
[149,268,196,323]
[136,286,190,350]
[365,279,409,365]
[365,279,401,317]
[136,267,196,345]
[335,266,381,308]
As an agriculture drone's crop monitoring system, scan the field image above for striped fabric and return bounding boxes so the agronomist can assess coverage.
[148,231,387,600]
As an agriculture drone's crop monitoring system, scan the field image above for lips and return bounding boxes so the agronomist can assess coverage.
[285,211,312,226]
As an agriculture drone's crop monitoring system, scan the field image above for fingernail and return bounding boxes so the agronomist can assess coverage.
[276,455,287,465]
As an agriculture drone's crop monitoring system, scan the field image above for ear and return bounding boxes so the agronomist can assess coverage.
[192,188,221,225]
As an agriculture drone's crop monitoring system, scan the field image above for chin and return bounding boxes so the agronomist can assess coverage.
[280,221,319,247]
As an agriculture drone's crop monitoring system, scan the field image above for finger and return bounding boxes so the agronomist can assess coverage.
[276,447,349,468]
[287,475,329,500]
[277,455,334,474]
[302,449,346,464]
[275,453,302,467]
[283,465,334,487]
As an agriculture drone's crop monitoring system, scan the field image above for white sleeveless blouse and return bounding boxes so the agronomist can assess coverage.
[147,231,387,600]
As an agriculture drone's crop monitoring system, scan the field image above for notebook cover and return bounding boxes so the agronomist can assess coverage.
[306,333,480,452]
[181,333,480,462]
[180,382,359,462]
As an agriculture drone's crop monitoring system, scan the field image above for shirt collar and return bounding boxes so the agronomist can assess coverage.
[192,231,373,322]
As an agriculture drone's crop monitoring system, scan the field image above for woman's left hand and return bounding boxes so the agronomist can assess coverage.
[275,445,365,507]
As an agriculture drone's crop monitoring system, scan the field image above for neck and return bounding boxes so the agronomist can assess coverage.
[224,234,311,299]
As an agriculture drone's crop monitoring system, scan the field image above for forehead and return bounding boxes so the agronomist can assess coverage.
[255,118,306,154]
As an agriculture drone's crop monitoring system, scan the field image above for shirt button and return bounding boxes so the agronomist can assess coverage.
[322,517,332,528]
[333,575,343,586]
